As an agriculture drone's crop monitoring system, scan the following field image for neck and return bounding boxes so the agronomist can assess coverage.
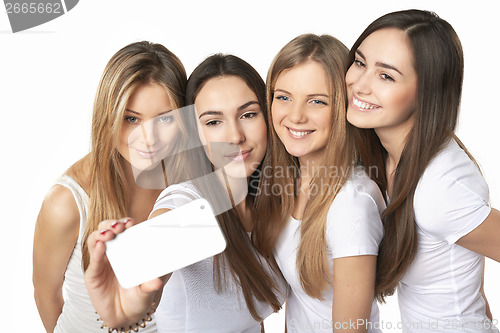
[298,154,323,185]
[375,123,412,198]
[216,169,253,232]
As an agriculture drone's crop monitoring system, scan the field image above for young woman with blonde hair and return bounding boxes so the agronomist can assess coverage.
[346,9,499,332]
[254,34,385,332]
[33,41,187,332]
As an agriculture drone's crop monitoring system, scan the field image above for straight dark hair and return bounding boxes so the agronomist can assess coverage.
[184,54,283,320]
[348,9,475,301]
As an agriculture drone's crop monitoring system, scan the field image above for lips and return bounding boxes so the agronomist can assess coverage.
[225,149,252,161]
[133,147,160,159]
[352,95,381,111]
[287,127,314,138]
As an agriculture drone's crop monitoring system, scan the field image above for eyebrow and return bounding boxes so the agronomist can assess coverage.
[274,88,329,98]
[356,50,403,76]
[198,100,260,119]
[125,109,173,116]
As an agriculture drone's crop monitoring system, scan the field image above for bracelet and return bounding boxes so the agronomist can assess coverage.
[96,300,157,333]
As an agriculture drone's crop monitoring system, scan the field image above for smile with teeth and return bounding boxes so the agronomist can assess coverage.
[288,127,313,138]
[353,96,379,110]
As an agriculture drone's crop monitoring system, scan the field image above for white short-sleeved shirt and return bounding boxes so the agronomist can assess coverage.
[275,167,385,333]
[152,181,287,333]
[398,139,499,333]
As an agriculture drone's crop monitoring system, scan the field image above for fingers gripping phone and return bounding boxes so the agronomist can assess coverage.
[105,199,226,288]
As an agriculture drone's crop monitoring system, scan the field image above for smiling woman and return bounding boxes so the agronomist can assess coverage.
[346,9,500,333]
[32,41,187,333]
[254,33,385,333]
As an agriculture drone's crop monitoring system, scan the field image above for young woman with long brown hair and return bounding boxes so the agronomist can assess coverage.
[33,41,187,332]
[346,9,500,332]
[83,54,286,332]
[253,34,385,332]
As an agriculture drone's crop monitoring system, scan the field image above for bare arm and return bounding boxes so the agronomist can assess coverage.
[33,185,80,332]
[84,209,171,328]
[456,208,500,262]
[332,255,377,333]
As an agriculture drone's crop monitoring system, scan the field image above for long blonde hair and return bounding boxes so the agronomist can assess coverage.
[254,34,354,298]
[82,41,187,270]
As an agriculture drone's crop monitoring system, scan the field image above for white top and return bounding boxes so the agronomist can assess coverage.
[274,167,385,333]
[54,175,157,332]
[153,181,287,333]
[398,139,498,333]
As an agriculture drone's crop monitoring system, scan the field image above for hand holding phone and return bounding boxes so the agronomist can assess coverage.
[105,199,226,288]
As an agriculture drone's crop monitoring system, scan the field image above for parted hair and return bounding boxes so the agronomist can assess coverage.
[347,9,475,301]
[82,41,187,270]
[184,54,284,320]
[254,34,354,299]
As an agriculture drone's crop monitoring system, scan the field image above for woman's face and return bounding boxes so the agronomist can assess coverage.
[118,83,180,171]
[195,75,267,179]
[271,60,331,164]
[346,28,418,138]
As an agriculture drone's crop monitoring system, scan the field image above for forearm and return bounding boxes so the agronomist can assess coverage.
[34,290,63,333]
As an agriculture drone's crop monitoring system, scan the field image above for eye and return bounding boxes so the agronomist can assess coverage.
[310,99,328,106]
[205,120,221,127]
[275,95,291,101]
[241,112,258,119]
[380,73,395,82]
[125,116,140,124]
[158,115,174,123]
[354,59,366,68]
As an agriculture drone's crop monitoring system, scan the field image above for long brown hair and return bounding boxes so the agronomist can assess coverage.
[347,10,473,301]
[82,41,187,270]
[184,54,283,320]
[254,34,354,298]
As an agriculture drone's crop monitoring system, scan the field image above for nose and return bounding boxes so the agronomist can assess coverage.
[347,66,372,97]
[226,120,245,145]
[140,119,159,148]
[288,102,307,124]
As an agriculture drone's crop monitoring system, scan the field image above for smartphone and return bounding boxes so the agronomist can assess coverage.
[105,198,226,288]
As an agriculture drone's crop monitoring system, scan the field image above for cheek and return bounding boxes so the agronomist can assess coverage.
[388,88,417,118]
[345,66,359,92]
[271,105,284,132]
[159,123,180,145]
[119,124,134,146]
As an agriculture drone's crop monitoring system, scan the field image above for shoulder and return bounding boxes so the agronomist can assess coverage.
[37,183,80,233]
[326,167,385,237]
[331,166,386,214]
[153,181,201,213]
[415,139,489,208]
[414,140,491,242]
[325,167,385,258]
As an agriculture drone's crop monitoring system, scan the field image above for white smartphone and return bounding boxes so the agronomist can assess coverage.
[105,198,226,288]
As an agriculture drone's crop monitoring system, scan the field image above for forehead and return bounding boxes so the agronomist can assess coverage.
[275,60,329,93]
[195,75,258,111]
[127,83,172,109]
[359,28,415,69]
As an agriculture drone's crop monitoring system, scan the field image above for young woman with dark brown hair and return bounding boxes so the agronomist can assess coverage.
[346,9,500,332]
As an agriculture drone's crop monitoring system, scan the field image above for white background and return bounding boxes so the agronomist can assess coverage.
[0,1,499,332]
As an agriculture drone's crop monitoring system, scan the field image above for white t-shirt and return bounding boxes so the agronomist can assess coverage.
[398,139,498,333]
[152,181,287,333]
[275,167,385,333]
